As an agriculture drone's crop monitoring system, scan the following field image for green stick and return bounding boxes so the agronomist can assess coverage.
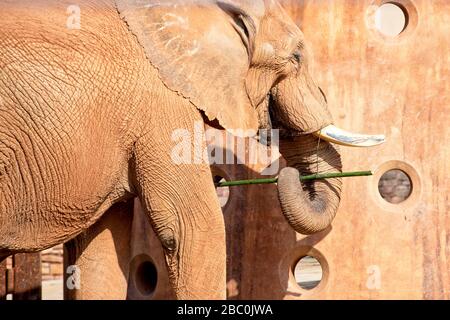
[215,171,373,187]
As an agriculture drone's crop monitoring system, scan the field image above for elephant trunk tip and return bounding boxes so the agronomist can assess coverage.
[277,137,343,235]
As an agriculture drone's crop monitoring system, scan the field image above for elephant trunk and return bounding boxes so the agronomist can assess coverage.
[277,135,342,235]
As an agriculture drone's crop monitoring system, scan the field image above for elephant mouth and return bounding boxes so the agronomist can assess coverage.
[266,94,386,148]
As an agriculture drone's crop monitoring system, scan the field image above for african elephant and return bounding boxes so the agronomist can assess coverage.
[0,0,384,299]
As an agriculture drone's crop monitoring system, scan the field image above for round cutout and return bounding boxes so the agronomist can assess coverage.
[293,256,323,290]
[134,260,158,297]
[372,160,421,210]
[214,175,230,208]
[378,169,412,204]
[375,3,408,37]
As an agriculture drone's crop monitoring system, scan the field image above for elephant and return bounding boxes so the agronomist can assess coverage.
[0,0,384,299]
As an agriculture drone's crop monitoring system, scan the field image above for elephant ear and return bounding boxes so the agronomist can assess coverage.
[116,0,259,135]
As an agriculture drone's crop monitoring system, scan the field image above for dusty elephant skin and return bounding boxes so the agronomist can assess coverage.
[0,0,374,299]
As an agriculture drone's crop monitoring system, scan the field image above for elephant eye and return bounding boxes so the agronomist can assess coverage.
[292,51,301,63]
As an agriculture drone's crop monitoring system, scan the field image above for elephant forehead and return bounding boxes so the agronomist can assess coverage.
[221,0,266,17]
[261,42,275,56]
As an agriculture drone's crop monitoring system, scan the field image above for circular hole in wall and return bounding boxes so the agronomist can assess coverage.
[293,256,323,290]
[375,3,408,37]
[214,175,230,208]
[378,169,412,204]
[135,260,158,297]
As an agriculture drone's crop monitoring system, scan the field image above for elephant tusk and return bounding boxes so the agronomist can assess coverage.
[314,125,386,147]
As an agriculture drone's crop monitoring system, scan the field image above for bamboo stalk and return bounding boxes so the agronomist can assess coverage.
[215,171,373,187]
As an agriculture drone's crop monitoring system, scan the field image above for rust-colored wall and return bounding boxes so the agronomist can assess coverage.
[243,0,449,299]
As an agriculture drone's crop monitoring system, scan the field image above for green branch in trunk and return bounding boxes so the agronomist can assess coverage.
[215,171,373,188]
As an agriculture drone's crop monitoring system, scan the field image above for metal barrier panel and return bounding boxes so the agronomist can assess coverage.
[0,259,6,300]
[0,254,41,300]
[12,254,42,300]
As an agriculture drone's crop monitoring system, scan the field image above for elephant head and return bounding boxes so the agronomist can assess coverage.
[118,0,384,235]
